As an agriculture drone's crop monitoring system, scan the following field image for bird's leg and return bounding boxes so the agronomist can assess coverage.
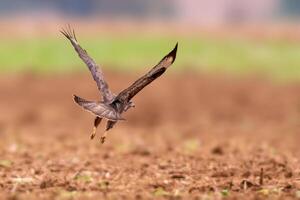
[100,120,117,144]
[91,117,102,140]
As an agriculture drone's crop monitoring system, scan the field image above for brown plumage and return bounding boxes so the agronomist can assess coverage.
[61,26,178,143]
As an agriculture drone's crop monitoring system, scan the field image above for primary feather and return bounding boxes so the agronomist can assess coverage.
[61,26,115,103]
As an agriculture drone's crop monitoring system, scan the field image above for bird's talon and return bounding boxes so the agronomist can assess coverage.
[90,127,97,140]
[100,136,106,144]
[90,134,95,140]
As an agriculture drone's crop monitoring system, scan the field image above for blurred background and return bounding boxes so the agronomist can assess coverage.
[1,1,300,199]
[0,0,300,79]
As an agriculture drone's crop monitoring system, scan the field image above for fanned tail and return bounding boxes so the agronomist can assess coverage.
[73,95,124,121]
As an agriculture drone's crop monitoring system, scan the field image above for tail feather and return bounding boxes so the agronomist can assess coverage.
[73,95,124,121]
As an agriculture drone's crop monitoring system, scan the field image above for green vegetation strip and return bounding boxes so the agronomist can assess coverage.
[0,35,300,80]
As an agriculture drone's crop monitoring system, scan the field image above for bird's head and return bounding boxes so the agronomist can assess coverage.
[124,101,135,112]
[129,101,135,108]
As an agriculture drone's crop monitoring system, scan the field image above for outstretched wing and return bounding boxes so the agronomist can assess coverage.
[116,43,178,103]
[61,26,115,103]
[73,95,123,121]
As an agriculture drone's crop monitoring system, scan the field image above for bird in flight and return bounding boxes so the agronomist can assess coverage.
[61,26,178,143]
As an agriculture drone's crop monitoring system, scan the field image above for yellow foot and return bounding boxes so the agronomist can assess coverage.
[100,136,106,144]
[90,127,97,140]
[100,131,107,144]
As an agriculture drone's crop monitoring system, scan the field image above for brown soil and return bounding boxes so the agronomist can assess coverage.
[0,72,300,199]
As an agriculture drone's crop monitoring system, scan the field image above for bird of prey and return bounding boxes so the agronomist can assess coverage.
[61,26,178,143]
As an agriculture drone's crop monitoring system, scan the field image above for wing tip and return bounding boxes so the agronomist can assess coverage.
[60,25,77,41]
[167,42,178,64]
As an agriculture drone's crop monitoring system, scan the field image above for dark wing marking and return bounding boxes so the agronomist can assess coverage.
[116,43,178,102]
[73,95,124,121]
[61,26,115,103]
